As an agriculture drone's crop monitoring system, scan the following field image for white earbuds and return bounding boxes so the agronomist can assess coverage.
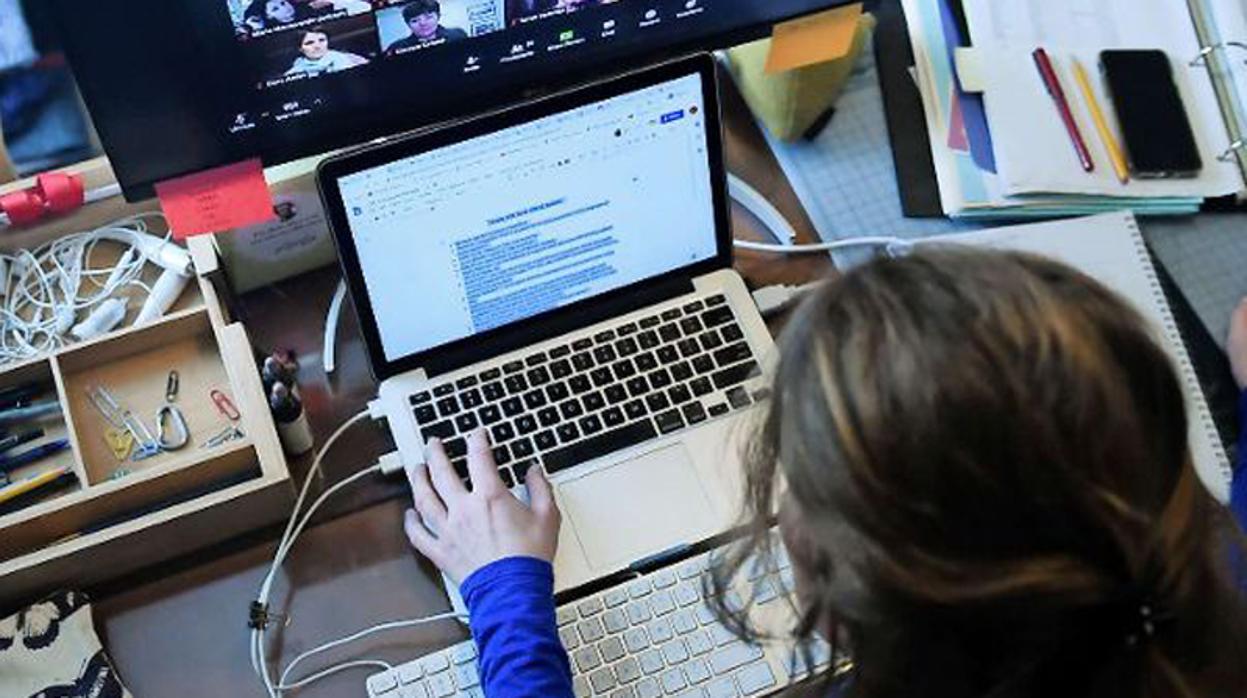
[0,212,192,364]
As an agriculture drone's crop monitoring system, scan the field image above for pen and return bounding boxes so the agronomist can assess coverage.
[1033,48,1095,173]
[0,428,45,454]
[1072,58,1129,184]
[0,382,45,411]
[0,400,62,427]
[0,439,70,478]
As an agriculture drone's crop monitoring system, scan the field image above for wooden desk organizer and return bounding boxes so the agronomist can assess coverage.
[0,161,292,606]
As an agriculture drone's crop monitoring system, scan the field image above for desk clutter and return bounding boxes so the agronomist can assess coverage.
[0,205,292,606]
[261,350,313,457]
[895,0,1247,219]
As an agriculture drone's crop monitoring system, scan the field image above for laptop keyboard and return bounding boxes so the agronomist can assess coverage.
[408,294,766,487]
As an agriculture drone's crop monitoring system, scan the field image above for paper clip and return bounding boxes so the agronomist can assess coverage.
[166,371,180,403]
[211,389,240,421]
[87,386,162,461]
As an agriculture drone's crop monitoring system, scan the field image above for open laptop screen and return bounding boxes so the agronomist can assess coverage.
[335,69,719,366]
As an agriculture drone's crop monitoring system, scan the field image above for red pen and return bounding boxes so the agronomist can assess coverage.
[1033,48,1095,173]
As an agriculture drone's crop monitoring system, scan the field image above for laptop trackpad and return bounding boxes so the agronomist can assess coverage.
[559,444,716,571]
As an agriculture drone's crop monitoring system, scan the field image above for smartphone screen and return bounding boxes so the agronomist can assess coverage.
[1101,50,1203,178]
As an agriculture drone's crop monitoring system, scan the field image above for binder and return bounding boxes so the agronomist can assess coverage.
[1187,0,1247,197]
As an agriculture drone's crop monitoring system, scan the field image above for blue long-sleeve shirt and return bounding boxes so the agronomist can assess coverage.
[461,557,575,698]
[462,392,1247,698]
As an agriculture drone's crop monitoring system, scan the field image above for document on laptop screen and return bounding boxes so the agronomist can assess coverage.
[338,73,719,363]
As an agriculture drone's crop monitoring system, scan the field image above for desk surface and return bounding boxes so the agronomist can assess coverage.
[91,74,832,697]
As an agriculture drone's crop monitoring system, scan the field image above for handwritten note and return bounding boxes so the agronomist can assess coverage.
[155,159,275,240]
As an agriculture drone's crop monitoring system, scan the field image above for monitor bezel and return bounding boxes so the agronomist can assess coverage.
[318,53,730,381]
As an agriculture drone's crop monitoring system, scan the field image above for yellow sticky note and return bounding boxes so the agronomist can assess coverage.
[765,3,864,74]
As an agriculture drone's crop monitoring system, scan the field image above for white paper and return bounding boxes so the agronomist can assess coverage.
[962,0,1244,197]
[974,45,1242,197]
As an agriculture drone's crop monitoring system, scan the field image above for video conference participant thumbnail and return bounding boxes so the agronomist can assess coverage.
[247,14,378,84]
[505,0,604,26]
[377,0,504,56]
[232,0,373,37]
[288,26,370,76]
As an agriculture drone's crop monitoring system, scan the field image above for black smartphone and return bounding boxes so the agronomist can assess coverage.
[1100,50,1203,179]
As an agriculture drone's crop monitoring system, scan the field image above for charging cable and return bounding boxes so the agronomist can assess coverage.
[249,408,464,697]
[727,173,913,256]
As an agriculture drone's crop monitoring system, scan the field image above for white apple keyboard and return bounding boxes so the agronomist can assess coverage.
[365,533,842,698]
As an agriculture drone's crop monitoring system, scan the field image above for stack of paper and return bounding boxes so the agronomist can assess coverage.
[900,0,1237,218]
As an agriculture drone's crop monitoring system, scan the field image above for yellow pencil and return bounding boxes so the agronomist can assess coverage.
[0,466,73,506]
[1072,58,1129,184]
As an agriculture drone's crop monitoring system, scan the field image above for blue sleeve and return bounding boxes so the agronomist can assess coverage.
[461,557,575,698]
[1232,390,1247,531]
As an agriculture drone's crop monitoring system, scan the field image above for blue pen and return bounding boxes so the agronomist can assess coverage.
[0,439,70,479]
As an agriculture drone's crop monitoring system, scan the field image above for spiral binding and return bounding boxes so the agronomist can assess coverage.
[1125,217,1233,491]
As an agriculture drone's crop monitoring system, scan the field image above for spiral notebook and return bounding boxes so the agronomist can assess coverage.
[923,211,1234,503]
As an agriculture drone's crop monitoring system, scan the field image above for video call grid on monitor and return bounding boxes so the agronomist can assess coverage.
[54,0,843,199]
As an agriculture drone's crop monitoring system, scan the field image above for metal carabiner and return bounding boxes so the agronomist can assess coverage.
[157,404,190,451]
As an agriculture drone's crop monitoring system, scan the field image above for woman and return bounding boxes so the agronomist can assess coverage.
[285,28,369,78]
[243,0,369,32]
[243,0,316,32]
[405,251,1247,697]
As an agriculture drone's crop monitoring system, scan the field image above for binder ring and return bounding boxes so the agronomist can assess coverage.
[1218,140,1246,162]
[1190,42,1247,67]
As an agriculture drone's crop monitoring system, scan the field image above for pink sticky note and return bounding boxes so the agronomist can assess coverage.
[155,159,276,240]
[947,90,970,153]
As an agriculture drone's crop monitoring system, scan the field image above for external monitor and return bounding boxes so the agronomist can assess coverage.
[49,0,848,200]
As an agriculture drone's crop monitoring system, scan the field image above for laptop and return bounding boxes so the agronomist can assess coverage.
[318,54,774,594]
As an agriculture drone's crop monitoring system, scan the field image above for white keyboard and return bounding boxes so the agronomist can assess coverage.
[366,537,838,698]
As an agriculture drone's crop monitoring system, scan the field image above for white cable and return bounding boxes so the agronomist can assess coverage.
[278,612,464,689]
[324,280,348,375]
[726,172,913,257]
[277,661,393,692]
[249,411,462,697]
[728,173,799,246]
[251,410,371,696]
[752,281,825,318]
[733,237,913,255]
[0,212,181,364]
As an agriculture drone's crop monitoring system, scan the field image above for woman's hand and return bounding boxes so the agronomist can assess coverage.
[403,428,562,584]
[1231,299,1247,391]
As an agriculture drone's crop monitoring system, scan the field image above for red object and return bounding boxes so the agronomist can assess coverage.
[154,159,276,240]
[1033,48,1095,173]
[211,389,241,421]
[0,172,87,226]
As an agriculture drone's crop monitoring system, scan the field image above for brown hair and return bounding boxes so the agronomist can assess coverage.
[712,249,1247,698]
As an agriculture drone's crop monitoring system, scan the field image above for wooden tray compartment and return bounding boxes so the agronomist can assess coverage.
[0,226,292,605]
[0,358,85,515]
[58,309,242,486]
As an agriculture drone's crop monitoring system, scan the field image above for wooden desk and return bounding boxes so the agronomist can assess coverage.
[91,74,832,697]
